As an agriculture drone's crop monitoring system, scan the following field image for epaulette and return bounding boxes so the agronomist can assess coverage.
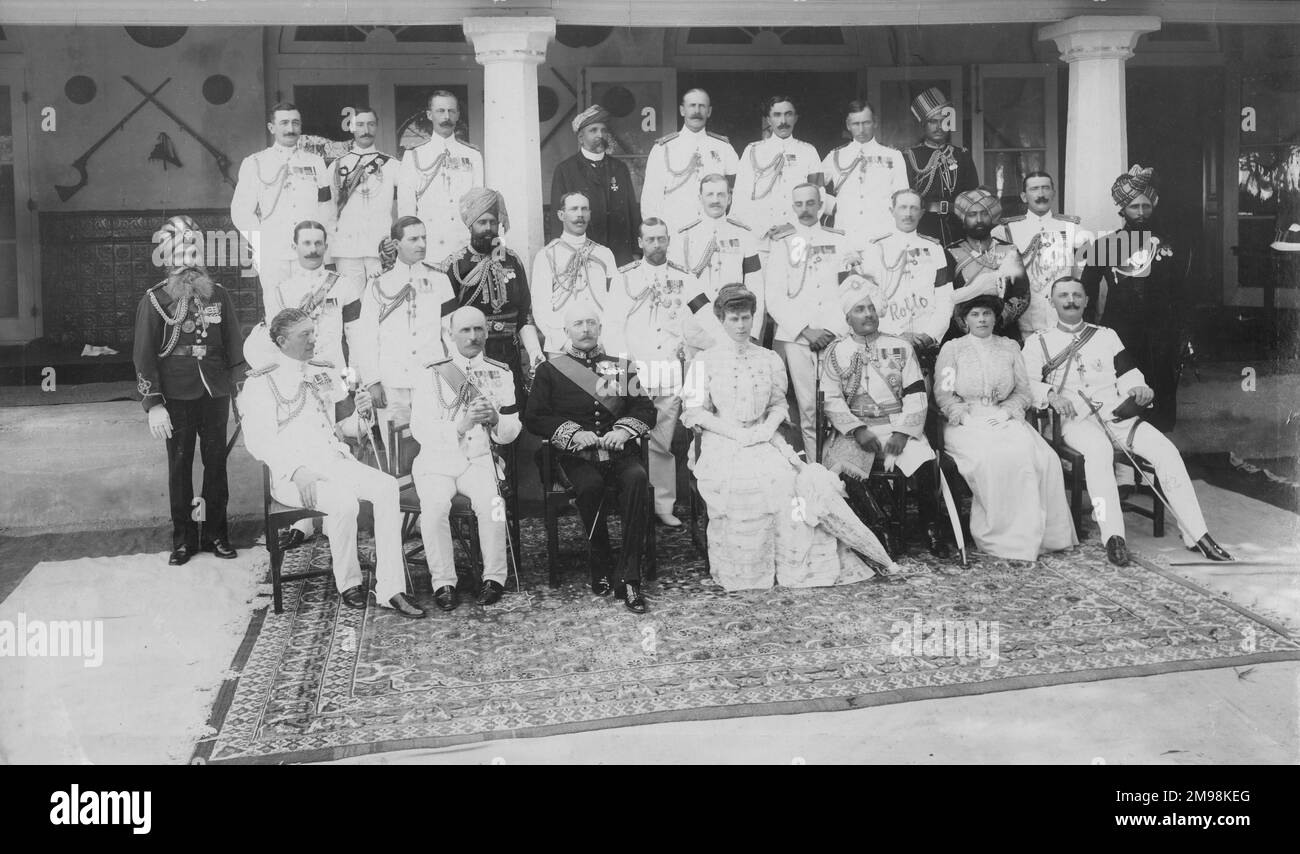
[655,132,679,145]
[992,235,1015,246]
[725,217,751,231]
[308,358,336,369]
[1058,213,1081,224]
[870,233,892,244]
[820,225,845,236]
[460,140,481,152]
[677,218,702,233]
[618,260,641,274]
[1001,214,1026,224]
[706,130,729,143]
[429,255,454,274]
[769,223,796,241]
[483,356,509,371]
[831,142,852,153]
[916,234,941,245]
[425,356,452,369]
[246,364,278,378]
[147,279,167,291]
[666,260,690,275]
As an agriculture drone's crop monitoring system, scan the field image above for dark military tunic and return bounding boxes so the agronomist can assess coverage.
[904,143,979,245]
[439,245,533,400]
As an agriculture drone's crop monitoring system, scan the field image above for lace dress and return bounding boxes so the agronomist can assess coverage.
[935,334,1077,560]
[683,340,893,590]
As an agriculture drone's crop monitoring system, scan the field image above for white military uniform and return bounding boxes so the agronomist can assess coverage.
[820,333,933,477]
[238,358,408,605]
[231,144,333,297]
[670,214,764,357]
[998,211,1083,337]
[354,259,456,429]
[245,264,351,390]
[765,221,858,455]
[397,134,484,263]
[641,127,739,233]
[410,351,520,590]
[605,258,702,516]
[861,229,954,344]
[821,137,908,243]
[731,135,823,240]
[328,146,399,305]
[530,232,616,354]
[1022,320,1208,546]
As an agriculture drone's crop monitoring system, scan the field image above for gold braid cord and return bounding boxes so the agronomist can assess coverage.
[548,241,605,312]
[663,146,704,196]
[831,149,867,194]
[454,252,511,313]
[413,148,451,203]
[906,145,958,199]
[747,145,786,201]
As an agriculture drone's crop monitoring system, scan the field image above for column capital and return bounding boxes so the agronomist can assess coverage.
[463,15,556,65]
[1038,15,1161,63]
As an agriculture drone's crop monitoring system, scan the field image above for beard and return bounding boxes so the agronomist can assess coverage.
[164,266,215,302]
[470,232,499,254]
[966,224,992,240]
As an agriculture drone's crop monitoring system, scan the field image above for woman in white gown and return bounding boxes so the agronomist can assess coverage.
[935,294,1077,560]
[681,285,897,591]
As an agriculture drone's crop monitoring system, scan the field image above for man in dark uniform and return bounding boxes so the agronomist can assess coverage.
[946,187,1031,342]
[524,303,657,613]
[903,87,979,246]
[1080,165,1182,432]
[438,187,544,399]
[550,105,641,266]
[134,215,248,565]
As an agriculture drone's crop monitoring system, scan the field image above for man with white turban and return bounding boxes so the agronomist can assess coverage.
[550,105,641,265]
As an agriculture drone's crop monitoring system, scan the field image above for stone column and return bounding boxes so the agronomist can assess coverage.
[464,15,556,266]
[1039,15,1160,236]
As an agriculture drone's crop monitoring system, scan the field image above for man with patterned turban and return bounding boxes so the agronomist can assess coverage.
[903,87,979,246]
[1080,165,1182,431]
[551,105,641,265]
[437,187,541,399]
[134,215,248,565]
[819,275,955,558]
[947,187,1030,342]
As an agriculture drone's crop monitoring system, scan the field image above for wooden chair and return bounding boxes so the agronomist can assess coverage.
[538,437,656,588]
[381,421,522,591]
[262,465,329,615]
[686,428,710,569]
[1030,408,1165,538]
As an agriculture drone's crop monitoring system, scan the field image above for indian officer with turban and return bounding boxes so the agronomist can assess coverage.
[437,187,543,399]
[903,87,979,246]
[550,105,641,266]
[946,187,1030,342]
[819,275,956,558]
[1080,165,1183,431]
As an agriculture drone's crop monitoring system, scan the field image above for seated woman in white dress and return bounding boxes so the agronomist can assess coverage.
[681,284,897,591]
[934,294,1077,561]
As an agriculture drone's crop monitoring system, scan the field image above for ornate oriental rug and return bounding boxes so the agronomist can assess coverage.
[195,519,1300,764]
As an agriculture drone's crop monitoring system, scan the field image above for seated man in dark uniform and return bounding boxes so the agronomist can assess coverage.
[524,303,657,613]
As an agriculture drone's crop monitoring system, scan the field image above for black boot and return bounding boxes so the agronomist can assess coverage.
[1194,534,1234,562]
[843,475,896,558]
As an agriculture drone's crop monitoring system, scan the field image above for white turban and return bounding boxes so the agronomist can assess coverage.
[839,273,883,316]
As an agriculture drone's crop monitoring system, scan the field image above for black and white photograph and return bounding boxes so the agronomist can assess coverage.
[0,0,1297,785]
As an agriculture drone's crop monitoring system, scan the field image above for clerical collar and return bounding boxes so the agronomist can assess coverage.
[1057,319,1087,334]
[560,231,588,249]
[580,147,605,162]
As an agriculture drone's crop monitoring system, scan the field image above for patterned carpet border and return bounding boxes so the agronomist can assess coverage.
[193,522,1300,765]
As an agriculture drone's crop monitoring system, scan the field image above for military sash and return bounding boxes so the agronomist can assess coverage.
[1038,326,1098,389]
[431,359,482,416]
[550,353,631,418]
[299,271,340,316]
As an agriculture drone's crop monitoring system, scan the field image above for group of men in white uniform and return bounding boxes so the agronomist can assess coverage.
[216,83,1232,621]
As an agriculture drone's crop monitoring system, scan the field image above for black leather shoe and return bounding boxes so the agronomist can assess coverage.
[591,576,613,596]
[387,593,427,619]
[340,585,367,609]
[278,528,308,552]
[1195,534,1234,562]
[476,580,504,606]
[924,526,952,560]
[168,545,194,566]
[623,582,648,614]
[1105,535,1130,567]
[434,585,459,612]
[203,538,238,559]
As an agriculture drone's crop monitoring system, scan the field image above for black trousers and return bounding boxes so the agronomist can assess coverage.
[165,394,231,549]
[559,453,649,583]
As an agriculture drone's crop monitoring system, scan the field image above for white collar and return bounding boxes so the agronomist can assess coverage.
[1027,209,1055,223]
[399,260,426,275]
[682,125,708,138]
[271,143,296,157]
[350,145,378,155]
[1057,319,1087,334]
[452,350,481,371]
[580,147,605,162]
[560,231,588,249]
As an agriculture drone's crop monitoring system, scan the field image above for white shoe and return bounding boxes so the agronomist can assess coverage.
[656,512,683,528]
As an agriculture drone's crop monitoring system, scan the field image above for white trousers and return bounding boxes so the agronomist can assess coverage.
[774,339,819,459]
[413,456,508,589]
[272,456,408,603]
[1061,416,1208,546]
[648,394,682,515]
